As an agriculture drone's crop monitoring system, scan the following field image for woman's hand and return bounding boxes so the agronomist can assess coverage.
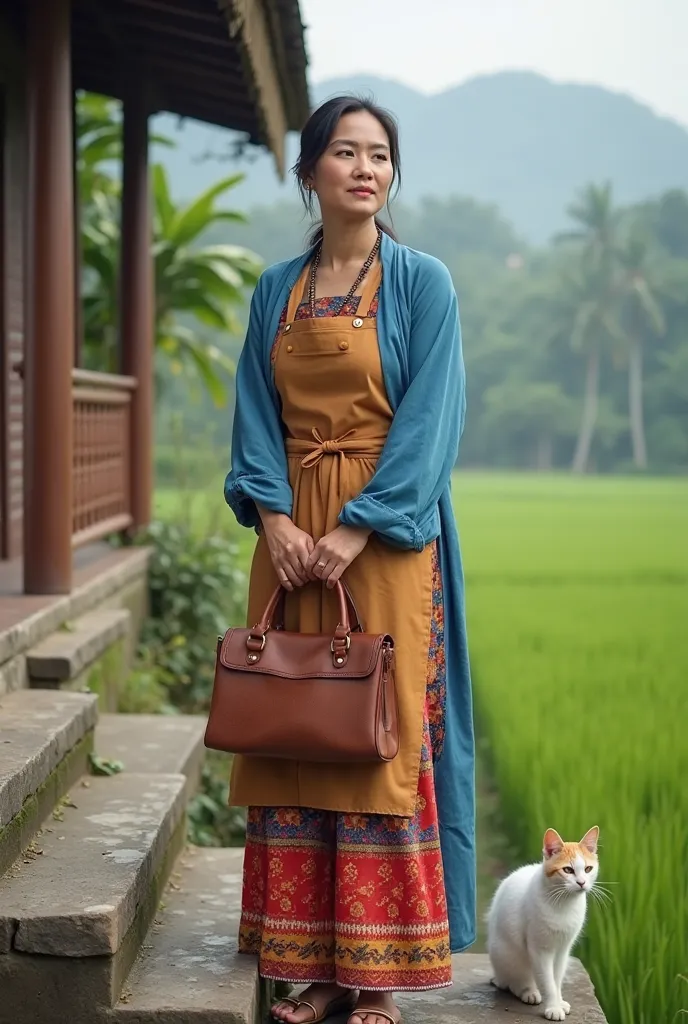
[306,525,372,589]
[257,508,314,591]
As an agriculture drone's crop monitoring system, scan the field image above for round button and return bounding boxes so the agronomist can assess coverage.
[284,323,291,333]
[339,340,349,351]
[286,344,293,353]
[352,317,363,328]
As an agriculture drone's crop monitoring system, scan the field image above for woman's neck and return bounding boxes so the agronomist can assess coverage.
[319,218,379,272]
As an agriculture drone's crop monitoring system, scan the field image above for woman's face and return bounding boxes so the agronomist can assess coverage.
[308,111,394,225]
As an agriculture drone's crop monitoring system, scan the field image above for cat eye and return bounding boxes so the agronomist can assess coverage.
[562,866,574,874]
[584,866,593,873]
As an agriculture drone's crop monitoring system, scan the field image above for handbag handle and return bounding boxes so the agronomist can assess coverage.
[246,579,363,665]
[270,579,363,633]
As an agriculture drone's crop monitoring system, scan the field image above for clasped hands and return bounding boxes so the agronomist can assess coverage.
[257,509,371,591]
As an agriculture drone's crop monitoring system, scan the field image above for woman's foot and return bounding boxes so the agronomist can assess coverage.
[348,991,401,1024]
[272,982,353,1022]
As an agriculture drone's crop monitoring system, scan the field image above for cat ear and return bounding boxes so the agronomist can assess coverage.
[580,826,599,855]
[543,828,564,859]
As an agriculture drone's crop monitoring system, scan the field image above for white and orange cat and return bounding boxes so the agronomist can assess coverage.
[486,826,600,1022]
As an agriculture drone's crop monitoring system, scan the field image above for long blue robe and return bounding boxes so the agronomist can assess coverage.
[224,231,476,952]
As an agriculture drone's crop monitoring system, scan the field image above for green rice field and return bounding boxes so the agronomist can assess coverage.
[457,473,688,1024]
[154,471,688,1024]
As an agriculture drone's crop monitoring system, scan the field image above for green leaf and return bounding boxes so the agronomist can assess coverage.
[152,164,176,235]
[167,174,246,247]
[88,753,125,776]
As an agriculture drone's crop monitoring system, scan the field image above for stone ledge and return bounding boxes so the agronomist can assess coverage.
[0,547,151,667]
[69,547,152,623]
[27,609,130,683]
[0,690,98,827]
[0,814,187,1024]
[95,714,208,799]
[0,771,186,956]
[110,845,258,1024]
[0,732,94,878]
[0,654,28,697]
[328,954,607,1023]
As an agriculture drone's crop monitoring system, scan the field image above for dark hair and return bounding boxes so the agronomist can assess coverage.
[292,95,401,247]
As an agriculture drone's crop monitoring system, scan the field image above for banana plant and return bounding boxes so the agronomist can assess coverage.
[81,145,262,404]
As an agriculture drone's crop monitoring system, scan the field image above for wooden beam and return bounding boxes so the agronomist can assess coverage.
[23,0,74,594]
[119,93,153,531]
[72,513,133,550]
[72,89,83,368]
[112,12,232,48]
[155,92,257,135]
[72,46,246,92]
[118,0,219,23]
[129,46,245,82]
[72,31,247,77]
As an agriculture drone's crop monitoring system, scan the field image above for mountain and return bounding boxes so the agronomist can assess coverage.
[151,71,688,243]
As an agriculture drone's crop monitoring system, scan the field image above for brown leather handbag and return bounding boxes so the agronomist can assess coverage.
[204,580,399,763]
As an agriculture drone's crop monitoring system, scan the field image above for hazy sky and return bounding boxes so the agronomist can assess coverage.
[300,0,688,128]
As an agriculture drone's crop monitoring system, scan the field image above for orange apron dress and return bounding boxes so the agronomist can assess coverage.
[235,261,452,992]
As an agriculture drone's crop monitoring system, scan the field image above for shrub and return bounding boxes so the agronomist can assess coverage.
[136,519,247,714]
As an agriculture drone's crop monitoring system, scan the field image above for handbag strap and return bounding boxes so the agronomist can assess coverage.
[247,580,364,665]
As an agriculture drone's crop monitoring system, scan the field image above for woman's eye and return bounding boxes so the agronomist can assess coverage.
[336,149,354,157]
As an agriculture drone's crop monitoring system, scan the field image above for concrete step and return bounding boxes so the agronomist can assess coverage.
[27,608,131,711]
[96,713,207,799]
[0,771,187,1024]
[327,955,607,1023]
[0,689,98,874]
[111,845,259,1024]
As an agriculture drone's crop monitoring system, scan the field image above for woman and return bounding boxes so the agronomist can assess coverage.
[224,96,475,1024]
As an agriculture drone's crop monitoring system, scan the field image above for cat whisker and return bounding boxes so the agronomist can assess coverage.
[591,883,614,898]
[594,892,613,906]
[589,886,612,908]
[547,888,565,906]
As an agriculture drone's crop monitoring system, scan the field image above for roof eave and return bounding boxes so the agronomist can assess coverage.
[220,0,309,179]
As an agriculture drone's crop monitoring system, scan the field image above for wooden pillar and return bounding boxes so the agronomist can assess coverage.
[119,95,153,530]
[23,0,74,594]
[72,90,83,368]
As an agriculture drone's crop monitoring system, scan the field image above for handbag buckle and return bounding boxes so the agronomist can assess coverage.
[330,634,351,653]
[246,632,267,653]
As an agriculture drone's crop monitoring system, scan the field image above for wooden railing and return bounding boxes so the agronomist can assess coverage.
[72,369,137,548]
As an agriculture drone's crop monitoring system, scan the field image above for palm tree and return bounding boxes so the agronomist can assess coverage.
[81,165,262,405]
[617,233,666,469]
[557,182,619,271]
[555,183,621,472]
[547,256,621,473]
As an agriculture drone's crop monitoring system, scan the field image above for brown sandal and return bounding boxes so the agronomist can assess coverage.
[273,991,356,1023]
[347,1010,402,1024]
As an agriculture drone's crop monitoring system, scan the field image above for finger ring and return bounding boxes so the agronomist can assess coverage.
[317,561,326,569]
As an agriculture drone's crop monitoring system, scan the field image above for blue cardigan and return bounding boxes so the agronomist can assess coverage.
[224,231,476,952]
